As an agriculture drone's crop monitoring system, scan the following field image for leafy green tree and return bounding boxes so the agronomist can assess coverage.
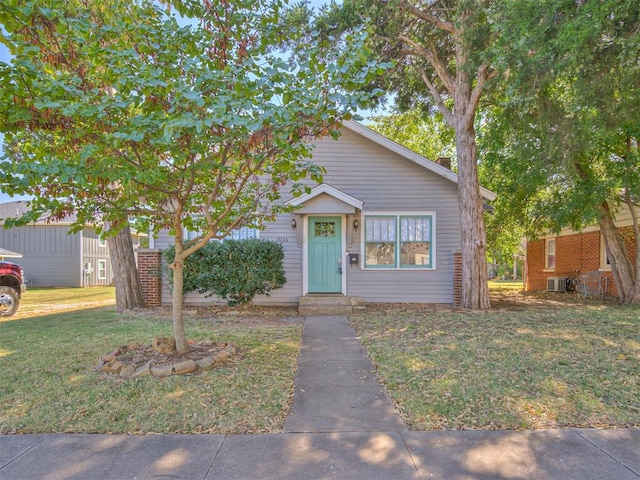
[0,0,382,351]
[292,0,500,309]
[484,0,640,303]
[368,109,456,166]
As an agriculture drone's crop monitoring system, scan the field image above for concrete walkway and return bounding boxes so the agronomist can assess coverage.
[1,315,639,480]
[284,315,407,433]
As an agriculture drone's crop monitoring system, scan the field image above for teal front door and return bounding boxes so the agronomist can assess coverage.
[308,216,342,293]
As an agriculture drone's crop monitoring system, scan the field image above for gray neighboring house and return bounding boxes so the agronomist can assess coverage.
[149,121,496,308]
[0,201,142,287]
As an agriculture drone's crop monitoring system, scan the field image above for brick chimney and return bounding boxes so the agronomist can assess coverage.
[436,157,452,170]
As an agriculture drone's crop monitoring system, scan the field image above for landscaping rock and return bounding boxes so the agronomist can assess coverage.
[195,356,217,371]
[150,365,175,377]
[100,361,115,373]
[109,360,124,374]
[131,362,152,378]
[214,345,237,364]
[152,337,176,354]
[101,353,117,363]
[97,341,237,379]
[174,360,198,375]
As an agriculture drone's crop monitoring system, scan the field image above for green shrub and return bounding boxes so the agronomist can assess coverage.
[164,239,286,306]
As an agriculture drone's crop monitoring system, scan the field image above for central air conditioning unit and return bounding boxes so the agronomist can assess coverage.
[547,277,567,292]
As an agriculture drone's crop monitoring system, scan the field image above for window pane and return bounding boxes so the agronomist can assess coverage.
[401,242,431,267]
[365,216,396,267]
[401,217,431,242]
[546,239,556,269]
[314,222,335,238]
[365,217,395,242]
[400,216,432,267]
[365,242,395,266]
[98,260,107,279]
[229,227,259,240]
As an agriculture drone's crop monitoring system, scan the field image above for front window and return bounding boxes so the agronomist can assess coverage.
[184,225,259,242]
[227,226,260,240]
[365,216,396,267]
[364,214,434,269]
[400,216,432,267]
[545,238,556,270]
[98,259,107,280]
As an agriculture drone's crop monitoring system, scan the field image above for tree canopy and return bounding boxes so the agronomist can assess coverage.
[368,109,456,165]
[0,0,383,350]
[483,0,640,302]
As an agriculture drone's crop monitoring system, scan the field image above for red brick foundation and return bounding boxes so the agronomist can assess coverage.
[453,251,462,307]
[137,249,163,307]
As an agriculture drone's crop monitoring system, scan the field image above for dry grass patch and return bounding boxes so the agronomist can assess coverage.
[350,296,640,431]
[6,287,117,320]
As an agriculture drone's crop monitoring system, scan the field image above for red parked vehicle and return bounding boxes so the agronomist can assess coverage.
[0,260,26,316]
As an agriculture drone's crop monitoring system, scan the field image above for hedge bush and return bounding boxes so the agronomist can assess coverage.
[164,239,286,306]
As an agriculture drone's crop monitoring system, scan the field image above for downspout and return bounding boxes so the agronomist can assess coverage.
[80,229,85,288]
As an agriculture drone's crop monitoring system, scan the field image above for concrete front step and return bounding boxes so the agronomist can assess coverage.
[298,295,366,316]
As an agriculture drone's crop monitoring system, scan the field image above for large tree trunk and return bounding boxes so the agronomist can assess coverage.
[106,223,145,313]
[456,119,491,309]
[597,201,640,304]
[453,22,491,310]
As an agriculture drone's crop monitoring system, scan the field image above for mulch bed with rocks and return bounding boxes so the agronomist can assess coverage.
[96,338,238,379]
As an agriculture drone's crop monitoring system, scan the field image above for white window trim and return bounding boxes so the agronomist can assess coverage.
[544,238,556,272]
[361,211,436,270]
[98,237,106,248]
[599,234,612,271]
[98,259,107,280]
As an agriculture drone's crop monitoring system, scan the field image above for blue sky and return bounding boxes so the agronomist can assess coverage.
[0,0,337,203]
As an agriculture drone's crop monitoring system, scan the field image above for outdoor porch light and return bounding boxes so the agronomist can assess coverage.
[291,218,297,230]
[353,218,359,231]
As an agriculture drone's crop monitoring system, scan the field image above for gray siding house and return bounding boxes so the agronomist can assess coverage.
[149,121,496,307]
[0,201,141,287]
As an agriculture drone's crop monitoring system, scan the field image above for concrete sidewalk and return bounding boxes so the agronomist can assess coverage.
[1,315,639,480]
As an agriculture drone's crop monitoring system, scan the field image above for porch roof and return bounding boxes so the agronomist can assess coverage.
[286,184,363,214]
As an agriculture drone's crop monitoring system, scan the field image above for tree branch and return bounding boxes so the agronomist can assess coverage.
[418,68,455,126]
[398,35,455,95]
[467,62,497,118]
[398,1,456,34]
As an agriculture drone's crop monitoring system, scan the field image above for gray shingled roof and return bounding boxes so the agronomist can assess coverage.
[0,247,23,258]
[0,200,78,225]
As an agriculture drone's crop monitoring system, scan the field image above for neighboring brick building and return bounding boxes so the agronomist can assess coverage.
[525,205,638,297]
